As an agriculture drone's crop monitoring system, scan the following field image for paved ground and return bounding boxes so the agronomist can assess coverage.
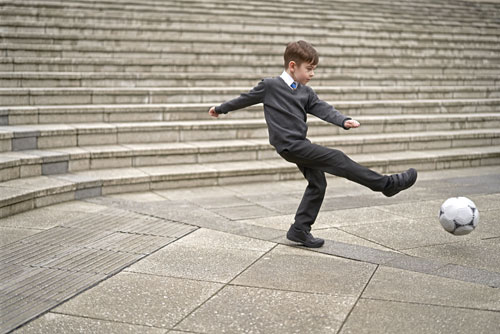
[1,166,500,333]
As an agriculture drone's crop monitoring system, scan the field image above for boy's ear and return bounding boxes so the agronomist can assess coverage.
[288,61,297,72]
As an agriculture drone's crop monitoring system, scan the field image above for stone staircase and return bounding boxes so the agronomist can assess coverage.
[0,0,499,218]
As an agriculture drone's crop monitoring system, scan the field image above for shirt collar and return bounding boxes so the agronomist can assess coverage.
[280,70,297,89]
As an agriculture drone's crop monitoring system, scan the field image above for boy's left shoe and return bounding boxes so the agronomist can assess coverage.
[286,225,325,248]
[383,168,418,197]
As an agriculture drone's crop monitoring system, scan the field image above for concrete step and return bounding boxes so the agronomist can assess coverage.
[0,29,500,57]
[2,99,499,125]
[1,129,499,183]
[4,0,497,24]
[8,0,497,19]
[3,31,499,55]
[2,72,499,89]
[3,57,499,75]
[4,43,498,63]
[1,145,499,218]
[1,86,498,107]
[2,0,499,34]
[0,51,500,73]
[1,113,499,152]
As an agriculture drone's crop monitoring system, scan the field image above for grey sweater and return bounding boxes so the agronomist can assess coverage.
[215,76,351,153]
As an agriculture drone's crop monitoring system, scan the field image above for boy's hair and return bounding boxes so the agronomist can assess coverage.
[283,40,319,69]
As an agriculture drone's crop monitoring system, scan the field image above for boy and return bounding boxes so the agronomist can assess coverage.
[208,40,417,248]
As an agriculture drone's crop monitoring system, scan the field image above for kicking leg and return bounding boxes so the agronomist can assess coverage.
[282,142,389,192]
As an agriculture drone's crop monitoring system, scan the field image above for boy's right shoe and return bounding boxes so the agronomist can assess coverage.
[286,225,325,248]
[383,168,418,197]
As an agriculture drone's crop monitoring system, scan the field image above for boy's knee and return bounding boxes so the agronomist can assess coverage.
[310,176,327,195]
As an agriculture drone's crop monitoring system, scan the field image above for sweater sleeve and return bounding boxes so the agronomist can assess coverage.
[215,80,266,114]
[306,88,351,129]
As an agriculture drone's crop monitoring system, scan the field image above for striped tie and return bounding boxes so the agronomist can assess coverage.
[291,82,297,89]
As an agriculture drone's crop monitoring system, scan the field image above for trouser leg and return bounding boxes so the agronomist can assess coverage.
[281,141,389,192]
[293,166,327,232]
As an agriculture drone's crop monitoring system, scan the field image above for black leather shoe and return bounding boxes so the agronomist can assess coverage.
[286,226,324,248]
[382,168,418,197]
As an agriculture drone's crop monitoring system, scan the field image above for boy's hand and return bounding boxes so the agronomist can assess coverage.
[208,106,219,118]
[344,119,360,129]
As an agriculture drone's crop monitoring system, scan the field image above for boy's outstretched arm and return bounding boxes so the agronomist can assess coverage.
[209,80,266,118]
[306,89,359,129]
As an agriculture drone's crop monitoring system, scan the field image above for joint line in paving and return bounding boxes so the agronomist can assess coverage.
[338,264,380,333]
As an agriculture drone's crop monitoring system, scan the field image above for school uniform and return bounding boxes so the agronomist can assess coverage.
[215,72,392,233]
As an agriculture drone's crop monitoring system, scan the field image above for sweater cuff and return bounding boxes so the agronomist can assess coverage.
[342,117,352,130]
[215,106,227,114]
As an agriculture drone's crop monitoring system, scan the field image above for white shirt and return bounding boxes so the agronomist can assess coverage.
[280,70,297,89]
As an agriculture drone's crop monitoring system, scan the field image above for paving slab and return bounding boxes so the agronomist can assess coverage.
[375,199,444,219]
[339,299,500,334]
[0,206,90,230]
[405,238,500,273]
[187,195,254,209]
[107,191,167,203]
[337,216,493,251]
[233,245,376,297]
[13,312,168,334]
[153,185,237,200]
[468,193,500,211]
[465,209,500,235]
[52,271,223,330]
[0,227,40,247]
[313,228,400,252]
[211,204,279,220]
[238,214,296,231]
[364,266,500,311]
[315,205,406,227]
[126,228,274,283]
[175,285,356,334]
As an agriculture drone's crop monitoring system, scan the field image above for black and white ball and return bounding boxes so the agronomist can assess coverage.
[439,197,479,236]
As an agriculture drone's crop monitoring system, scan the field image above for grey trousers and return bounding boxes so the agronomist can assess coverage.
[279,140,389,232]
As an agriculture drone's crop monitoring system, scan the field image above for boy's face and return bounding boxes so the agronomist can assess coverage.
[288,61,316,85]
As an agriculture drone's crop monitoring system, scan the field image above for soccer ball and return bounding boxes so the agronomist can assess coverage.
[439,197,479,236]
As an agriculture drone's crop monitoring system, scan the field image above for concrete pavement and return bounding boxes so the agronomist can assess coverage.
[2,166,500,333]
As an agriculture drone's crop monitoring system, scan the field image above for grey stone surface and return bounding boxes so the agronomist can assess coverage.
[383,253,447,273]
[41,161,68,175]
[126,228,274,283]
[0,206,90,229]
[310,238,401,265]
[469,193,500,211]
[46,200,109,213]
[13,312,167,334]
[339,299,500,334]
[4,167,500,333]
[364,266,500,310]
[53,271,223,329]
[233,245,376,297]
[74,186,102,200]
[176,285,356,334]
[108,191,167,202]
[238,214,295,231]
[12,137,37,151]
[314,227,401,252]
[478,209,500,236]
[314,206,406,227]
[432,264,500,288]
[211,204,279,220]
[0,226,40,246]
[187,195,253,209]
[337,216,491,251]
[406,238,500,273]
